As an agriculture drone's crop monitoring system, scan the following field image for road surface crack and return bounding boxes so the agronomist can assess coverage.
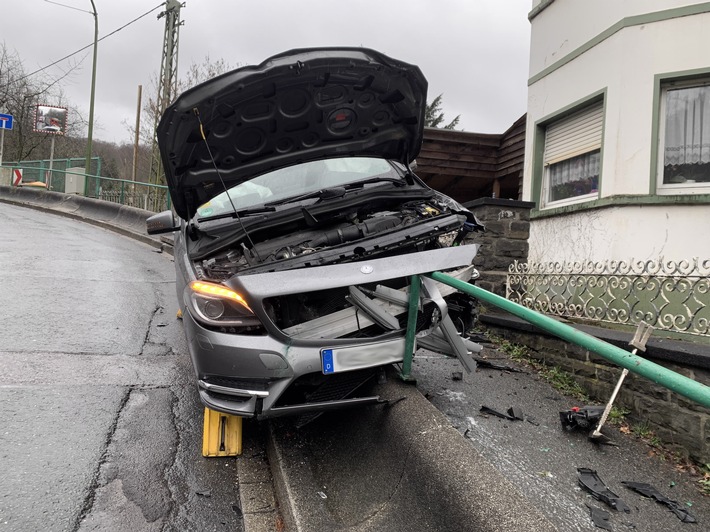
[140,304,164,355]
[69,386,133,532]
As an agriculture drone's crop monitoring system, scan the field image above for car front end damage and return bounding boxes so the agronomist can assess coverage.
[181,245,479,420]
[147,47,486,421]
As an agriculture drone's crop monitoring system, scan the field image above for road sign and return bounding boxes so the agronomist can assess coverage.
[0,113,13,130]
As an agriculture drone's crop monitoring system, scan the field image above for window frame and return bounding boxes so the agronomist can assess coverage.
[532,91,606,211]
[655,76,710,195]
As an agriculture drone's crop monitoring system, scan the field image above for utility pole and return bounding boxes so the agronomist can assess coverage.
[84,0,98,178]
[149,0,183,186]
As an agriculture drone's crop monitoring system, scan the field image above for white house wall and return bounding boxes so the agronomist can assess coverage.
[527,205,710,263]
[529,0,703,77]
[525,1,710,263]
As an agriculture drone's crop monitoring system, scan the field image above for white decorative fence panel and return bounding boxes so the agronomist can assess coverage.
[506,258,710,336]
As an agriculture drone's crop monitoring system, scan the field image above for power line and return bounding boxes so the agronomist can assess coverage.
[17,3,164,83]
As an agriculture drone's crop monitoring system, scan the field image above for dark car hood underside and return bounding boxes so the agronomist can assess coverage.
[157,47,428,220]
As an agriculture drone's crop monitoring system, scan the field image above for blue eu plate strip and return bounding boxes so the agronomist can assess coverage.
[322,349,334,374]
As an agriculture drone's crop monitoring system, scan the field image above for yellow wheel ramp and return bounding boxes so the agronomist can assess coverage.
[202,407,243,457]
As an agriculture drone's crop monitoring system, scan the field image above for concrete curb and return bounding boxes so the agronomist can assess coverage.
[0,186,172,254]
[266,369,557,532]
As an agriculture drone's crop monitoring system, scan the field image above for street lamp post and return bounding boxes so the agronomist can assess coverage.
[84,0,98,178]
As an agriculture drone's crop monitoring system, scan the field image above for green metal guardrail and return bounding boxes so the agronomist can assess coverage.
[400,272,710,410]
[2,164,171,213]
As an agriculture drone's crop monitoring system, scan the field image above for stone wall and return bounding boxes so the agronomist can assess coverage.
[481,315,710,464]
[463,198,535,296]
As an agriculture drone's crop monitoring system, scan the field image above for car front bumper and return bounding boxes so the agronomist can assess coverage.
[183,245,479,419]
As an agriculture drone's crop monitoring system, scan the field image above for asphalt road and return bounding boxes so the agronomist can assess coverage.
[0,205,242,532]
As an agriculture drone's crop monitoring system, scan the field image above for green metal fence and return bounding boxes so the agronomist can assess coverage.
[2,160,171,213]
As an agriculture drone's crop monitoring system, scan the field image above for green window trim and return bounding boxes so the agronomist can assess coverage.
[531,89,607,213]
[528,0,556,21]
[531,193,710,220]
[650,67,710,195]
[529,2,710,85]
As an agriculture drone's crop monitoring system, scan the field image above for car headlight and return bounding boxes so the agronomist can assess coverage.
[185,281,262,329]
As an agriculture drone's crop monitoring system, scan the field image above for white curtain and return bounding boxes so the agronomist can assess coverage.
[664,86,710,165]
[549,150,600,188]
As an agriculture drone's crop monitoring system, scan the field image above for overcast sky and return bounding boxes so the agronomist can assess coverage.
[3,0,531,145]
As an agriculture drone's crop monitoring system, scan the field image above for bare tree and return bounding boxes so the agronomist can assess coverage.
[0,43,85,162]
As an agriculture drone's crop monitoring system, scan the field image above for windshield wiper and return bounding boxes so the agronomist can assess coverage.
[344,176,405,188]
[265,178,405,208]
[265,186,348,207]
[197,206,276,222]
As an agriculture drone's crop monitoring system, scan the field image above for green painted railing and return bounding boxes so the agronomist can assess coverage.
[419,272,710,410]
[2,163,170,213]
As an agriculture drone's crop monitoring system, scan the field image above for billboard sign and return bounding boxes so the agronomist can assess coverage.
[0,113,13,130]
[34,105,68,135]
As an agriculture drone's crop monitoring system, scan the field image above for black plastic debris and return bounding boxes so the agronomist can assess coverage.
[480,405,516,421]
[561,406,605,431]
[507,406,525,420]
[472,356,526,372]
[622,481,697,523]
[578,468,631,513]
[451,371,463,381]
[586,503,613,530]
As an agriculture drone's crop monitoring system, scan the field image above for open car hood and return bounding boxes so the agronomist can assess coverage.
[157,47,428,220]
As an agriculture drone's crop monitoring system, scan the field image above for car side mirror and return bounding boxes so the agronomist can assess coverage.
[147,210,180,235]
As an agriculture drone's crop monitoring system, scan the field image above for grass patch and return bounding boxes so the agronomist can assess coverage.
[487,333,589,401]
[699,465,710,496]
[607,406,630,425]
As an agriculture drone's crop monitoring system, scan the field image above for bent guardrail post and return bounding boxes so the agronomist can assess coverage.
[400,274,420,382]
[429,271,710,409]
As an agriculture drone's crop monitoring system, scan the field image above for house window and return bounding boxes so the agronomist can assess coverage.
[542,102,603,207]
[659,80,710,188]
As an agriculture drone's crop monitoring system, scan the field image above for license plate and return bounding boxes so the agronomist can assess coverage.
[320,338,407,374]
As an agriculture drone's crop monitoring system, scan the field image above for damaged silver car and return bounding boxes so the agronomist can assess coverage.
[147,47,483,420]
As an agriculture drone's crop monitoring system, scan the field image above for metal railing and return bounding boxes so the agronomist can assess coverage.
[88,177,171,213]
[506,258,710,337]
[2,162,171,213]
[424,271,710,409]
[2,157,101,190]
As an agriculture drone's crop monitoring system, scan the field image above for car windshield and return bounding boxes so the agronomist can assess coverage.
[196,157,398,219]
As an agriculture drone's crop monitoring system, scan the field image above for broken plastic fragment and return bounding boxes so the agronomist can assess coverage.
[472,356,525,372]
[480,405,515,421]
[560,406,604,431]
[585,503,612,531]
[578,468,631,513]
[507,406,524,420]
[621,481,696,523]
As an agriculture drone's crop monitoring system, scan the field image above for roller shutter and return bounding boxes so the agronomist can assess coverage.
[544,102,603,166]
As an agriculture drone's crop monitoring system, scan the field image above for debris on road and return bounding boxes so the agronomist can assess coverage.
[451,371,463,381]
[560,406,604,431]
[578,468,631,513]
[508,406,525,421]
[479,405,527,422]
[585,503,613,530]
[622,481,697,523]
[472,356,527,373]
[560,406,619,445]
[480,405,515,421]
